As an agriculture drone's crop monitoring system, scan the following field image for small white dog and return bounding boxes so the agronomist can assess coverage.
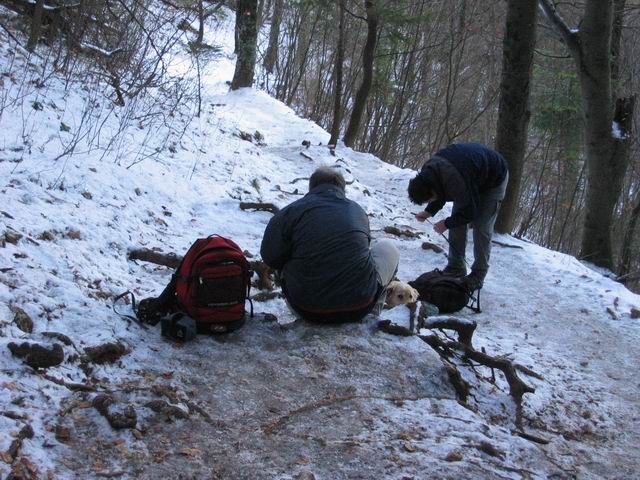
[385,281,419,308]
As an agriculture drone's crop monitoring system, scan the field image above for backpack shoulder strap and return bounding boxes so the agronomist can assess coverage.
[113,291,149,329]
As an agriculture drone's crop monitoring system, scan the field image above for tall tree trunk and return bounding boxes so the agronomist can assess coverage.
[575,1,616,269]
[196,0,205,44]
[377,0,425,162]
[610,0,637,276]
[328,0,346,147]
[231,0,258,90]
[494,0,538,234]
[539,0,632,270]
[618,190,640,282]
[263,0,283,74]
[343,0,379,148]
[610,0,625,85]
[27,0,45,52]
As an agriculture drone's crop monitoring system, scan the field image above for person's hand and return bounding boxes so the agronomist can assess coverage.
[414,211,431,222]
[433,219,447,234]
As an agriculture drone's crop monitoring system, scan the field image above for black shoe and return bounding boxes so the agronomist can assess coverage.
[463,272,484,292]
[442,265,467,277]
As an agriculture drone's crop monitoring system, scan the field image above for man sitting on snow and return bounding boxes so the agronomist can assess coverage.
[408,143,508,291]
[261,166,399,322]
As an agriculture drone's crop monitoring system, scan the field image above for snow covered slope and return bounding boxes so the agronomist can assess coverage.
[1,7,640,479]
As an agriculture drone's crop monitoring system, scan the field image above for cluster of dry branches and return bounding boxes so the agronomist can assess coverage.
[379,303,546,443]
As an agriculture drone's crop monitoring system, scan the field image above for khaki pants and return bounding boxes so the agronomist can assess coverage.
[370,239,400,315]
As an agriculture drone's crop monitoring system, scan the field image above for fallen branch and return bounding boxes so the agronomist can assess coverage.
[127,249,274,293]
[515,363,545,381]
[274,185,303,196]
[379,315,538,430]
[299,152,313,161]
[616,271,640,283]
[128,249,182,268]
[383,226,421,239]
[95,470,126,478]
[239,202,280,214]
[40,373,95,392]
[419,334,535,429]
[512,429,550,445]
[289,177,309,184]
[41,331,75,347]
[492,240,524,249]
[419,316,477,347]
[377,320,412,336]
[442,358,470,402]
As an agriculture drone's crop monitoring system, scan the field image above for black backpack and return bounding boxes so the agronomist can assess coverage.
[409,270,480,314]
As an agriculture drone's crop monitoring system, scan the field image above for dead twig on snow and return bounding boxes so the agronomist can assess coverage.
[239,202,280,214]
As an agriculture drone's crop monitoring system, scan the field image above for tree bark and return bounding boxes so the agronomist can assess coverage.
[263,0,283,74]
[539,0,632,270]
[328,0,346,147]
[196,0,205,44]
[26,0,45,52]
[618,190,640,282]
[231,0,258,90]
[494,0,538,234]
[578,1,629,269]
[343,0,379,148]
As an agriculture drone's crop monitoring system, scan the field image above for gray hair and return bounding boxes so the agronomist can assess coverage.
[308,166,346,192]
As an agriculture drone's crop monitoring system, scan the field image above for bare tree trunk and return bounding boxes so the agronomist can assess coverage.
[196,0,205,44]
[343,0,379,148]
[610,0,625,84]
[494,0,538,234]
[328,0,346,147]
[27,0,45,52]
[539,0,631,270]
[231,0,258,90]
[376,1,425,162]
[618,191,640,282]
[263,0,283,74]
[610,0,637,277]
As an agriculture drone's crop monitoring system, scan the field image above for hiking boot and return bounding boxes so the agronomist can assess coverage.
[463,271,485,292]
[442,265,467,277]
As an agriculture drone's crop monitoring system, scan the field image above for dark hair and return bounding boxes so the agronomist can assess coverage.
[408,175,433,205]
[309,166,346,191]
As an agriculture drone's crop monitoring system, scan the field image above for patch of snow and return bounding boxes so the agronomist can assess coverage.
[612,120,627,139]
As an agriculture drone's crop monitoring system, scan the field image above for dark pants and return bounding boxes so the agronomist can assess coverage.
[447,172,509,278]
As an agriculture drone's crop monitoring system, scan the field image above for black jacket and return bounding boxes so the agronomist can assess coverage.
[260,184,379,318]
[419,143,508,228]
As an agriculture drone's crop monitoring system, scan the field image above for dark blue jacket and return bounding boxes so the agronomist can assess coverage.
[419,143,507,228]
[260,184,379,318]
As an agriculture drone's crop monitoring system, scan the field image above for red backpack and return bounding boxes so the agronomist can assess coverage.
[174,235,252,333]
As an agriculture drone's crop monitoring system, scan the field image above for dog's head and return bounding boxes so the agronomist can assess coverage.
[385,281,419,308]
